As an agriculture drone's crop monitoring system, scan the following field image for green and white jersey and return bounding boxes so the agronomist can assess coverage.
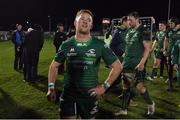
[171,40,180,65]
[156,31,166,52]
[166,28,180,56]
[123,25,150,72]
[54,36,117,96]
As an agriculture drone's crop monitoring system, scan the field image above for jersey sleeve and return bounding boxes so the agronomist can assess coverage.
[54,43,66,63]
[110,29,124,56]
[102,43,118,66]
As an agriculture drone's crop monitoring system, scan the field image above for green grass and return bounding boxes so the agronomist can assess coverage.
[0,39,180,118]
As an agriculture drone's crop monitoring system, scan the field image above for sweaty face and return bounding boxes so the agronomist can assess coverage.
[127,16,136,28]
[159,23,166,31]
[75,13,93,34]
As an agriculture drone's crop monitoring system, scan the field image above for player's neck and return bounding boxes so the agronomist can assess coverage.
[75,33,91,42]
[135,23,140,29]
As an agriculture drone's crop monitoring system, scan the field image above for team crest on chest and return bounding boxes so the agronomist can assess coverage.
[86,49,96,57]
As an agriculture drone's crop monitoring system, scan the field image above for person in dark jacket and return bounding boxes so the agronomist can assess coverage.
[12,24,25,71]
[53,23,67,74]
[23,24,44,83]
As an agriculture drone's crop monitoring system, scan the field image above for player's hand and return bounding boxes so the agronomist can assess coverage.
[163,51,167,56]
[46,89,56,102]
[89,85,105,97]
[135,63,144,71]
[174,64,178,71]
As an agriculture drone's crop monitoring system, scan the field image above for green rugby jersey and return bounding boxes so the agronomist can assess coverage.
[156,31,166,52]
[166,28,180,56]
[116,26,128,53]
[123,25,150,72]
[54,36,117,90]
[171,40,180,65]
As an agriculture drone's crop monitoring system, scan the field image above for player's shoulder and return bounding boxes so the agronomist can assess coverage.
[91,36,106,45]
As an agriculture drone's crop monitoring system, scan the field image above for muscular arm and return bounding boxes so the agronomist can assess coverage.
[140,40,151,65]
[163,37,168,51]
[136,40,151,71]
[48,60,61,84]
[105,59,123,85]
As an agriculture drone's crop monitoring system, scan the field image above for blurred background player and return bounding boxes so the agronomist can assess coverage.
[149,21,167,80]
[115,11,155,116]
[171,39,180,87]
[53,23,67,74]
[163,17,180,91]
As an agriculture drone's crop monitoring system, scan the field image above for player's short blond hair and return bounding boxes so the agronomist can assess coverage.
[75,9,94,19]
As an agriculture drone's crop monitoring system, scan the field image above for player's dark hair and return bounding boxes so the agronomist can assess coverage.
[128,11,139,19]
[169,17,179,25]
[159,21,167,26]
[121,16,128,23]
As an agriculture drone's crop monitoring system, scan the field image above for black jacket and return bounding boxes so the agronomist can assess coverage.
[24,30,44,52]
[53,31,67,48]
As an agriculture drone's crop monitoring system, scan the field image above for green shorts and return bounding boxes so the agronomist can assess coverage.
[59,90,98,119]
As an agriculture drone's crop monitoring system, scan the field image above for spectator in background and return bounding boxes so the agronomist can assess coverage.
[66,25,75,38]
[23,24,44,83]
[12,24,25,72]
[53,23,67,74]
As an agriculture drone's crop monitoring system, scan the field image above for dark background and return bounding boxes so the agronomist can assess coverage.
[0,0,179,31]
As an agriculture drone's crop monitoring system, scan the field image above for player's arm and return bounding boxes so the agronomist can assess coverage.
[163,37,168,55]
[104,59,122,85]
[150,40,157,53]
[90,59,122,97]
[47,60,61,102]
[48,60,61,84]
[136,40,151,71]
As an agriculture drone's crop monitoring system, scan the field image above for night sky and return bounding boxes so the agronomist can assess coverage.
[0,0,179,31]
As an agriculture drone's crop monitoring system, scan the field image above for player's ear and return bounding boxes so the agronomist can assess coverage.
[90,22,93,30]
[74,19,77,27]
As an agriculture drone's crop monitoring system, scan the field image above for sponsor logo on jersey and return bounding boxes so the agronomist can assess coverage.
[70,48,75,52]
[86,49,96,57]
[77,43,87,46]
[67,48,77,56]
